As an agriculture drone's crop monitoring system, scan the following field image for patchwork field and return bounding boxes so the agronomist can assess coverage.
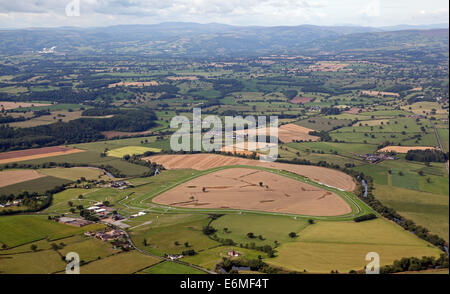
[6,110,84,128]
[153,168,351,216]
[290,97,313,104]
[145,154,356,192]
[0,101,52,110]
[108,81,158,87]
[0,146,85,164]
[361,90,399,97]
[0,169,45,188]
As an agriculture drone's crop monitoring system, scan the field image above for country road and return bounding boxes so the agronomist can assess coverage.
[432,122,448,174]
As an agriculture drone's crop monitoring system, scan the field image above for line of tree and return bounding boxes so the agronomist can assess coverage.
[353,213,377,222]
[0,108,157,152]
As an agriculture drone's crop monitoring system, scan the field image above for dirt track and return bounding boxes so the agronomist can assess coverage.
[152,168,351,216]
[145,153,356,192]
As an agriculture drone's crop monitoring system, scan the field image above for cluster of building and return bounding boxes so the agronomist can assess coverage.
[359,153,396,163]
[0,199,22,208]
[58,217,93,227]
[87,202,114,218]
[167,254,184,261]
[110,181,131,189]
[85,229,125,242]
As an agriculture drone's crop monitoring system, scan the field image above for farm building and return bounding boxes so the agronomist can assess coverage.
[58,217,93,227]
[228,250,241,257]
[95,229,125,241]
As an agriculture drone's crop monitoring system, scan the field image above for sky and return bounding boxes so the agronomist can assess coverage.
[0,0,448,29]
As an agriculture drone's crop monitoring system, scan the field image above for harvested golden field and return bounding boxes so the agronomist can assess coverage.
[108,81,158,88]
[233,123,318,143]
[0,146,85,164]
[153,168,351,216]
[0,101,51,110]
[378,146,437,153]
[144,154,356,191]
[361,90,400,97]
[0,170,46,188]
[221,142,276,155]
[278,123,319,142]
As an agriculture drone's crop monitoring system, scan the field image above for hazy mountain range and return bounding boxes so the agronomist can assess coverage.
[0,22,448,56]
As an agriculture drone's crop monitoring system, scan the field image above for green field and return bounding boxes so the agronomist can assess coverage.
[0,215,104,247]
[0,176,71,195]
[295,117,352,131]
[182,246,262,270]
[266,219,442,273]
[141,261,205,274]
[212,214,309,247]
[77,251,161,274]
[129,214,220,256]
[374,184,449,241]
[38,167,109,181]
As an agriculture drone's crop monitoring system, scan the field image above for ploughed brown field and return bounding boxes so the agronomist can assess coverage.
[0,170,46,188]
[377,146,437,153]
[152,168,351,216]
[290,97,313,104]
[144,154,356,192]
[0,146,85,164]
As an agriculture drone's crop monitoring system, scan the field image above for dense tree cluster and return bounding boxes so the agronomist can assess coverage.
[405,149,448,163]
[353,213,377,222]
[380,254,448,274]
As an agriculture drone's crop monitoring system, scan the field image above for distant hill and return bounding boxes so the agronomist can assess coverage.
[0,22,448,56]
